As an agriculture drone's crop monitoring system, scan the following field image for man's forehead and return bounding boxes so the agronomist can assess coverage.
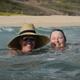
[52,31,63,35]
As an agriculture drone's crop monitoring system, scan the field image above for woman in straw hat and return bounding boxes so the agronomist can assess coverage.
[8,24,49,55]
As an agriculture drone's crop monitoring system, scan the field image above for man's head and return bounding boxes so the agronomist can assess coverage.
[50,29,66,50]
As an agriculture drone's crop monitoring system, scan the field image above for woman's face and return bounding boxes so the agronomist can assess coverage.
[20,37,35,53]
[50,31,65,49]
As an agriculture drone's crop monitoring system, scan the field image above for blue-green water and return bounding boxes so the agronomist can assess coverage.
[0,26,80,80]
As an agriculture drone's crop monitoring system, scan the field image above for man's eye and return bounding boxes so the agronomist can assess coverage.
[59,37,63,39]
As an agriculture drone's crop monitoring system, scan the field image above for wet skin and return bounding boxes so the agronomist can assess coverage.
[50,31,66,50]
[20,37,35,53]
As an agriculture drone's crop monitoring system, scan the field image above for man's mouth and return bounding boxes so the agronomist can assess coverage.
[56,42,61,47]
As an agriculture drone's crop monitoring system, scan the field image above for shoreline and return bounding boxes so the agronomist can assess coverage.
[0,15,80,27]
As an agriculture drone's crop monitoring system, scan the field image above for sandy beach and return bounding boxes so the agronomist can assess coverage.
[0,15,80,27]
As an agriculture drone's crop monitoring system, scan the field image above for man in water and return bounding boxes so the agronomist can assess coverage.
[50,29,66,50]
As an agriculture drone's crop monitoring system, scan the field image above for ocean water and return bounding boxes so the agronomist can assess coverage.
[0,26,80,80]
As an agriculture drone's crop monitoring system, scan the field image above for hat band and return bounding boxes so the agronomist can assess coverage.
[20,30,36,34]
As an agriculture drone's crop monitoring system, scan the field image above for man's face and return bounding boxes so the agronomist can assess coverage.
[20,37,35,53]
[50,31,65,49]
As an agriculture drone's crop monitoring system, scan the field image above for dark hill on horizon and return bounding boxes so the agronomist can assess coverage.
[0,0,80,15]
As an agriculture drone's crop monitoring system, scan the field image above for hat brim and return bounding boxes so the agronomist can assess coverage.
[8,33,49,50]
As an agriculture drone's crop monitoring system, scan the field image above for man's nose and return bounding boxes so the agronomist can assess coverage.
[27,41,33,44]
[55,39,59,42]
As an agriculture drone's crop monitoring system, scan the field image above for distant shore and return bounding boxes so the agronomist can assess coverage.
[0,15,80,27]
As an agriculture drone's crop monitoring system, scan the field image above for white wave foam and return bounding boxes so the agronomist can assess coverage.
[47,58,56,61]
[0,27,14,32]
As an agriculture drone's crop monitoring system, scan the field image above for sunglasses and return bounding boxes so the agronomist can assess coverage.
[22,37,35,42]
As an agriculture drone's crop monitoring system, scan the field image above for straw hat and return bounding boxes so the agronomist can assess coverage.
[8,24,49,50]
